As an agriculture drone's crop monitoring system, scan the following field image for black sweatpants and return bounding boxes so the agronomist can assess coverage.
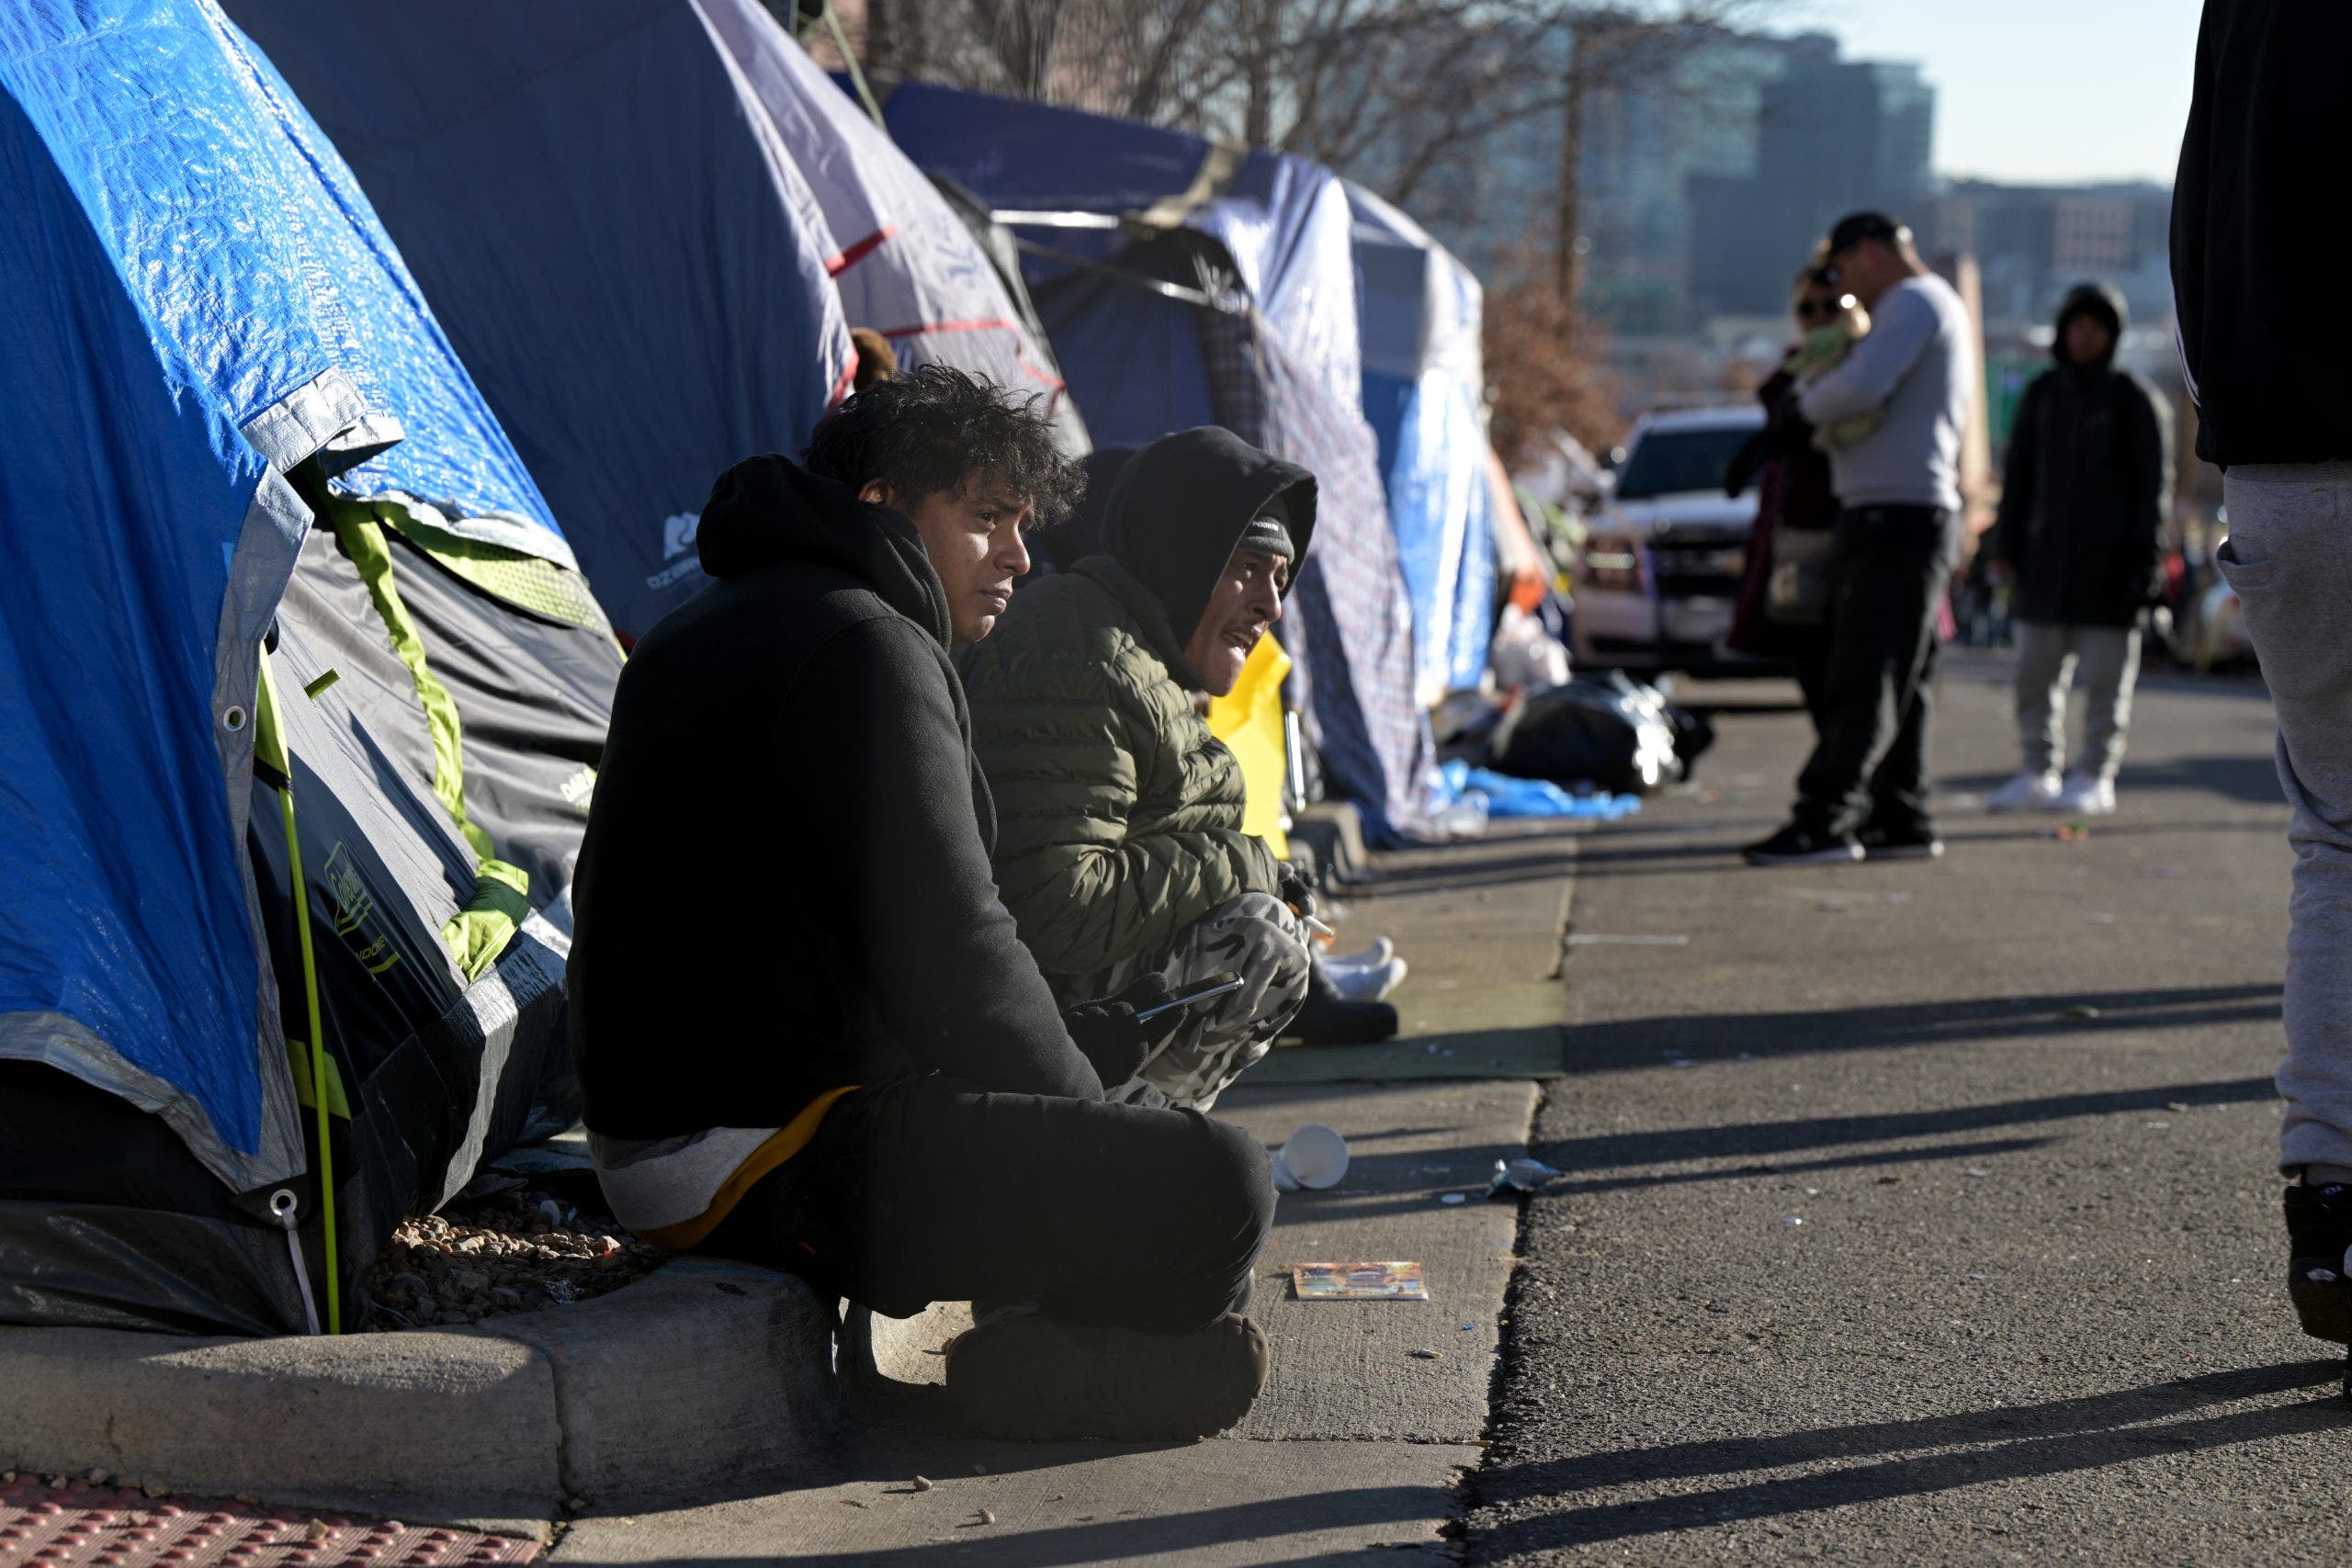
[699,1077,1274,1334]
[1792,504,1961,837]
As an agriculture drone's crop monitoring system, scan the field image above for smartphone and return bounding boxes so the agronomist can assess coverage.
[1135,970,1245,1021]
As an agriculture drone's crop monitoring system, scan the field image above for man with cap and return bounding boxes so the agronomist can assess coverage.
[1982,281,2174,819]
[1743,211,1977,868]
[961,426,1319,1109]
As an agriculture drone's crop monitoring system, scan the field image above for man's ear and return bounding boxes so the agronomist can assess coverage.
[857,479,892,508]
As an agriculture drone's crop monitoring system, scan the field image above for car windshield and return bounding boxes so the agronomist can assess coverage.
[1613,425,1756,501]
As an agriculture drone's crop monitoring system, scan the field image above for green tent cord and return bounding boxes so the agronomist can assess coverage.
[256,653,342,1335]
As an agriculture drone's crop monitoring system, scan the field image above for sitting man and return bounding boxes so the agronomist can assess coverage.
[568,368,1274,1441]
[960,426,1323,1109]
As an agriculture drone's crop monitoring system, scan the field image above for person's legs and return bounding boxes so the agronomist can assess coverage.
[2218,467,2352,1181]
[1057,892,1311,1110]
[1865,626,1944,834]
[1790,506,1956,837]
[701,1077,1273,1333]
[2011,619,2075,778]
[2073,624,2143,784]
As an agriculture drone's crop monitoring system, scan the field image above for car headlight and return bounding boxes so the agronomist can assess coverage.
[1581,533,1645,592]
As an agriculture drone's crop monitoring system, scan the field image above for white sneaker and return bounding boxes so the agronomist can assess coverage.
[1984,771,2064,813]
[1324,956,1408,1002]
[1321,938,1396,971]
[2052,773,2116,817]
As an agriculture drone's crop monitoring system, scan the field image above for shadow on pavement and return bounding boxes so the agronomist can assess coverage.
[1561,985,2281,1073]
[1535,1074,2278,1175]
[1476,1359,2342,1551]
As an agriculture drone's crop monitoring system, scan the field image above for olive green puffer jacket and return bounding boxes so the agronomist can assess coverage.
[960,557,1281,981]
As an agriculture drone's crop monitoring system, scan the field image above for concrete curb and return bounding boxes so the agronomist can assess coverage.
[0,1259,842,1520]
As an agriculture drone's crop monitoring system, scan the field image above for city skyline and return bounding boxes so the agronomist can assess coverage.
[1800,0,2204,186]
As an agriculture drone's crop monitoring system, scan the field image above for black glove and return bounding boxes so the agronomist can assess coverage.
[1766,387,1815,449]
[1276,860,1318,920]
[1060,976,1182,1093]
[1724,429,1770,498]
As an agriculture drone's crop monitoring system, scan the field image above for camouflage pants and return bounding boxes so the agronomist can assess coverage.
[1056,892,1312,1111]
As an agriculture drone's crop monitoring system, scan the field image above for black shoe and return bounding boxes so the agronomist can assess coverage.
[944,1311,1270,1440]
[2286,1182,2352,1343]
[1857,820,1945,862]
[1741,822,1863,867]
[1286,963,1399,1044]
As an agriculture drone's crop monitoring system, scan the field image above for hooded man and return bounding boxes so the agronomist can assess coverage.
[960,427,1321,1110]
[1982,282,2175,818]
[568,368,1275,1442]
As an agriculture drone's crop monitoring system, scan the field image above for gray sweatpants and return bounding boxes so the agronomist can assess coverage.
[2013,619,2141,781]
[2217,463,2352,1174]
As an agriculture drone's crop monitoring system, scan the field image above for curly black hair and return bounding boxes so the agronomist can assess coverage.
[804,363,1084,525]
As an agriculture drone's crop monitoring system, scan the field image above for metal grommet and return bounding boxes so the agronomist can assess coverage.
[222,705,249,732]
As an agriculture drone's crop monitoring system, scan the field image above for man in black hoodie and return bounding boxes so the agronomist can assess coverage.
[2175,0,2352,1365]
[1982,282,2174,819]
[568,368,1274,1440]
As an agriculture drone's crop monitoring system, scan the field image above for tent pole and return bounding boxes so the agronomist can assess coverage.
[821,5,887,129]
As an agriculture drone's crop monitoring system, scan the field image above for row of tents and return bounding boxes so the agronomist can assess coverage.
[0,0,1544,1336]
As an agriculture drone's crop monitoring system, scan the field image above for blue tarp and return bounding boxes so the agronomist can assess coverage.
[1351,184,1497,704]
[882,82,1434,843]
[0,0,566,1187]
[227,0,854,639]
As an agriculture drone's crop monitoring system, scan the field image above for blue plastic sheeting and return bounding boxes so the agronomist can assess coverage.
[228,0,853,638]
[882,82,1435,843]
[1351,184,1496,702]
[0,0,560,1179]
[1438,762,1642,822]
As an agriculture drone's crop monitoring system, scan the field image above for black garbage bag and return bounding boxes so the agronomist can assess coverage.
[1490,673,1713,795]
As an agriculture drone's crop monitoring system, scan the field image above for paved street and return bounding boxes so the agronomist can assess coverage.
[1467,649,2339,1563]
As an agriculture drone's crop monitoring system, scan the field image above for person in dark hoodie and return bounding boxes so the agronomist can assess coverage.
[2174,0,2352,1366]
[567,367,1275,1441]
[1980,282,2174,819]
[959,428,1325,1110]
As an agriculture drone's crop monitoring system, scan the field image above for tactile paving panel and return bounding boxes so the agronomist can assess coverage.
[0,1475,537,1566]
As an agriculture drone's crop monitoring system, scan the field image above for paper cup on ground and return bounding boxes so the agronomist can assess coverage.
[1273,1123,1350,1190]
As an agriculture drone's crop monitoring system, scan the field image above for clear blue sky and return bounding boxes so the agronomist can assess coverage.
[1792,0,2205,185]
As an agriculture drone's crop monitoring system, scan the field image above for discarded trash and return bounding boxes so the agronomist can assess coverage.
[2054,822,2090,841]
[1272,1123,1350,1192]
[1781,1216,1804,1226]
[973,1510,996,1527]
[2064,1004,2101,1021]
[2167,1101,2190,1113]
[1487,1157,1565,1199]
[1410,1348,1442,1359]
[2307,1269,2339,1284]
[1963,1168,1991,1178]
[1441,1192,1469,1205]
[1293,1262,1430,1301]
[911,1476,935,1493]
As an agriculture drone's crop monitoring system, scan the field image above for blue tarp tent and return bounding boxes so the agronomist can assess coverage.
[2,0,619,1334]
[1350,183,1498,705]
[880,81,1433,843]
[234,0,1087,638]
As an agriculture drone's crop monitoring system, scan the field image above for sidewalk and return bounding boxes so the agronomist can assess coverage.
[1466,651,2343,1563]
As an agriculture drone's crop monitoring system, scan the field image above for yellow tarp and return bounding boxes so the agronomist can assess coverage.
[1206,635,1291,859]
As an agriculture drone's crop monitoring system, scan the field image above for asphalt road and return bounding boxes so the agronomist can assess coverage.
[1464,649,2342,1565]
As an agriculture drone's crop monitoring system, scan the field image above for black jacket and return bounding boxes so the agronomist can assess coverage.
[569,457,1104,1143]
[1990,285,2174,627]
[2171,0,2352,466]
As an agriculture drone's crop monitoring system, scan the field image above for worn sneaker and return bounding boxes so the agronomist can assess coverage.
[2052,772,2117,817]
[944,1311,1270,1440]
[1323,938,1396,970]
[1741,823,1863,867]
[1857,821,1945,862]
[1325,955,1408,1002]
[1985,770,2064,813]
[2286,1182,2352,1343]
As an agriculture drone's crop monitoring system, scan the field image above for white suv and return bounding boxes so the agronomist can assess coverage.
[1573,404,1768,674]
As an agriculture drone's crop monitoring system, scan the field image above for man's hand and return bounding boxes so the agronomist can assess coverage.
[1060,976,1184,1092]
[1276,860,1318,920]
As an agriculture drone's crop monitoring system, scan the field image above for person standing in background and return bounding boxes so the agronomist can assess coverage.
[2172,0,2352,1358]
[1982,282,2175,818]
